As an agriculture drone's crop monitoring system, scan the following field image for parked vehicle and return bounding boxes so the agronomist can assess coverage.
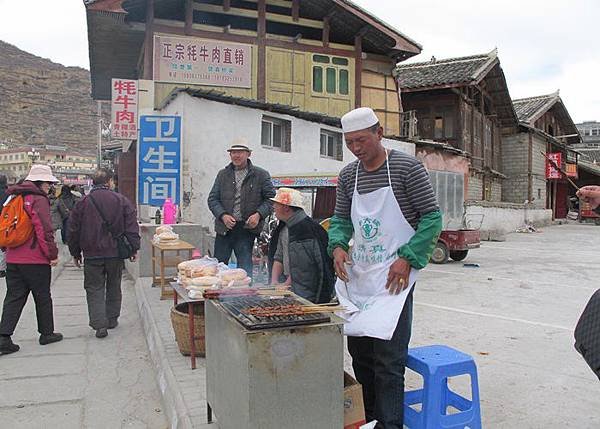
[579,199,600,225]
[431,229,481,264]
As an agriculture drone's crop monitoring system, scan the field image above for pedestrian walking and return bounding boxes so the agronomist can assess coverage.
[0,165,62,355]
[0,174,9,278]
[207,138,276,277]
[328,107,443,428]
[56,184,80,244]
[68,168,140,339]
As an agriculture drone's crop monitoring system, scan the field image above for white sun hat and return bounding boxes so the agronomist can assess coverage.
[341,107,380,133]
[25,164,59,183]
[270,187,304,208]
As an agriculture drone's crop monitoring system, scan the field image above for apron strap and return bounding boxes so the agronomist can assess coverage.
[354,150,392,191]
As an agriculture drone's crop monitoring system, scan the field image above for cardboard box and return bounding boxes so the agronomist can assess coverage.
[344,372,366,429]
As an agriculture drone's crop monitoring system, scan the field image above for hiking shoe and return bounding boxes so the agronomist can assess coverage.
[39,332,63,345]
[0,336,19,355]
[95,328,108,338]
[107,319,119,329]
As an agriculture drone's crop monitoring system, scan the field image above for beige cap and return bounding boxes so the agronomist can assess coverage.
[25,164,59,183]
[341,107,379,133]
[270,187,304,208]
[227,137,251,152]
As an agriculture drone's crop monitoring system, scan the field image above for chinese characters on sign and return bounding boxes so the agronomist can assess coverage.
[111,79,138,140]
[138,116,181,206]
[545,152,562,179]
[153,35,252,88]
[566,162,578,178]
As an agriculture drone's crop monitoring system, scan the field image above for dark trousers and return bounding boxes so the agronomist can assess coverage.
[347,288,414,429]
[0,264,54,336]
[84,258,123,330]
[61,218,69,244]
[213,224,255,277]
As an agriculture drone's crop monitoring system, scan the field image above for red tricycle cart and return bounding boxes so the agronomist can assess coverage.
[431,229,481,264]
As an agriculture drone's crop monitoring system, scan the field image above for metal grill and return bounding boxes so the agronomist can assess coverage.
[220,296,330,330]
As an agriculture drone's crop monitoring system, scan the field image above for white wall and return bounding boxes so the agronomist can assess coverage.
[160,93,415,232]
[465,202,552,236]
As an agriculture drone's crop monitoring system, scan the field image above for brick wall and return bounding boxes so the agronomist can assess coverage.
[501,132,547,207]
[467,172,483,200]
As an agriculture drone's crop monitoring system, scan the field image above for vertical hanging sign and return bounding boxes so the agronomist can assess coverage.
[138,116,181,206]
[111,79,139,140]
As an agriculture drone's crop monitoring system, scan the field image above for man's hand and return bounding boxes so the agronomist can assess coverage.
[129,253,137,262]
[50,259,59,267]
[333,247,351,283]
[577,185,600,209]
[221,214,237,230]
[245,212,261,229]
[73,257,81,268]
[385,257,411,295]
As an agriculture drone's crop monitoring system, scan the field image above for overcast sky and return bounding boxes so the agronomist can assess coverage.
[0,0,598,122]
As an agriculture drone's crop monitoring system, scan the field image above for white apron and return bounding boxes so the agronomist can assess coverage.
[335,152,419,340]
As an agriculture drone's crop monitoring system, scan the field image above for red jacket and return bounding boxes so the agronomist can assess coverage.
[6,181,59,265]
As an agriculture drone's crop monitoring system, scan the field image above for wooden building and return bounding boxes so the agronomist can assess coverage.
[393,49,518,202]
[85,0,421,135]
[505,91,581,218]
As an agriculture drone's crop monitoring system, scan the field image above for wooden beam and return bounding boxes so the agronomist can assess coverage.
[223,0,231,12]
[291,0,299,22]
[153,23,257,45]
[257,0,266,102]
[185,0,193,35]
[143,0,154,80]
[322,15,330,47]
[355,35,362,108]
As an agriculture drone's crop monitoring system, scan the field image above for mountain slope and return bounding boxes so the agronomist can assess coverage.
[0,40,103,153]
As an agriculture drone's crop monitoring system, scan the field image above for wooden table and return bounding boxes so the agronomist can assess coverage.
[151,240,195,299]
[171,281,204,369]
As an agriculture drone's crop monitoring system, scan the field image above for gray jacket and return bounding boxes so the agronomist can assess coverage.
[207,159,275,235]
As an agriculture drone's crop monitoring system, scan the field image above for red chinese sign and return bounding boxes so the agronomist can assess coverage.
[153,35,252,88]
[545,152,562,179]
[111,79,138,140]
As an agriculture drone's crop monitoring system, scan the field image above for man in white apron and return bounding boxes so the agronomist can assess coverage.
[328,107,443,428]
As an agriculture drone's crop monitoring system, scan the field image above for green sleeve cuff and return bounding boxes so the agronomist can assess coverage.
[327,215,354,257]
[397,210,443,269]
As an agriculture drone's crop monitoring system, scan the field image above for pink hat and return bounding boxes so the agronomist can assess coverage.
[25,164,59,183]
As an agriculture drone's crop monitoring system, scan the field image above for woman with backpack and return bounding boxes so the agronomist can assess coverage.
[0,164,62,355]
[57,184,80,244]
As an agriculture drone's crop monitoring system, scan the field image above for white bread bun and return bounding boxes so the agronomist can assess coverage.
[191,276,221,286]
[220,268,248,282]
[156,225,173,235]
[188,265,218,278]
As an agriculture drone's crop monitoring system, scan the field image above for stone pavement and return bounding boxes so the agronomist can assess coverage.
[0,261,168,429]
[135,278,213,429]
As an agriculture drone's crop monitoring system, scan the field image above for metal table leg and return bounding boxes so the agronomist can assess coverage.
[189,302,196,369]
[207,402,213,423]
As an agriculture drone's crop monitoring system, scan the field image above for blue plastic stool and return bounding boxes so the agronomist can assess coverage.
[404,345,482,429]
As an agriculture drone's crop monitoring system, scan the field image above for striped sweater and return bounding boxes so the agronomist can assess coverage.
[334,149,439,229]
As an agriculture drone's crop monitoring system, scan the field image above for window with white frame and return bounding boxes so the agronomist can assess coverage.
[320,130,343,161]
[261,115,291,152]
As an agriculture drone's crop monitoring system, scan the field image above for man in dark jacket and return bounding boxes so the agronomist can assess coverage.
[207,139,275,277]
[68,168,140,339]
[268,188,334,303]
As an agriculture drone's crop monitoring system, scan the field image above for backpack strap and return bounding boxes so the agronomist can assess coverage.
[87,193,118,239]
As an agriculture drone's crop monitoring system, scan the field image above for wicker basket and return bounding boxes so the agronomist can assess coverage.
[170,303,206,357]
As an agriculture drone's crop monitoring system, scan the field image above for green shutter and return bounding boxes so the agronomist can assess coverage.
[339,69,349,95]
[326,68,336,94]
[313,66,323,92]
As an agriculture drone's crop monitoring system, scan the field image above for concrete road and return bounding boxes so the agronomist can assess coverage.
[0,263,167,429]
[411,223,600,428]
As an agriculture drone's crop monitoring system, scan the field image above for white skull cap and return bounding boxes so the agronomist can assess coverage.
[341,107,379,133]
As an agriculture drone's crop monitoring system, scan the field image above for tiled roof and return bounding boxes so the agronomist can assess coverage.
[394,50,497,90]
[512,91,560,124]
